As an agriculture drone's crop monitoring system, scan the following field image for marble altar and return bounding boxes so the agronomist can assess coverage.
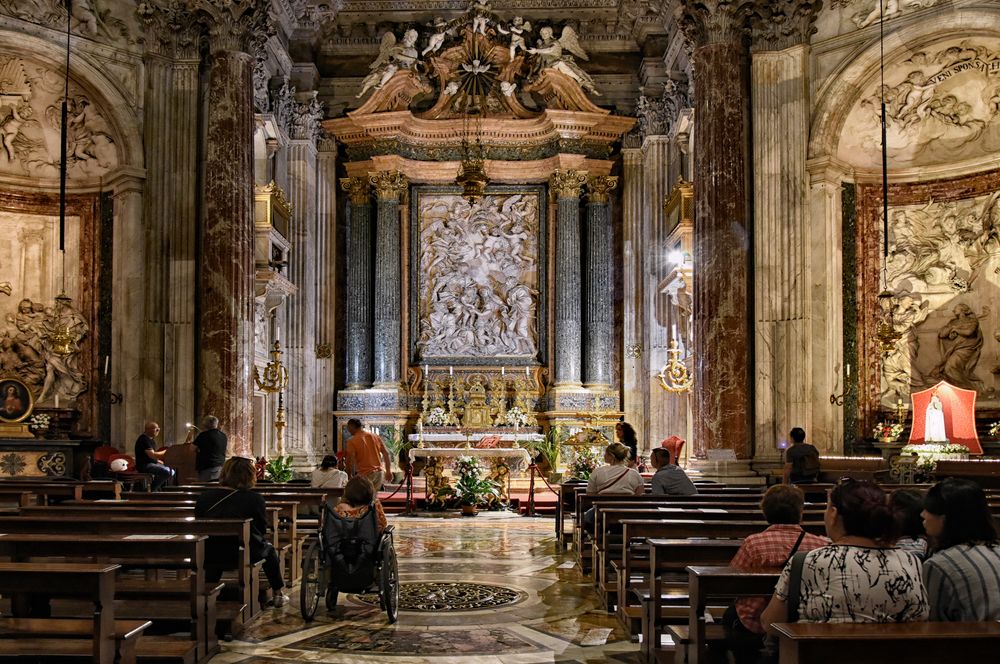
[409,446,532,504]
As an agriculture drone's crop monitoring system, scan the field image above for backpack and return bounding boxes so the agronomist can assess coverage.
[793,445,821,479]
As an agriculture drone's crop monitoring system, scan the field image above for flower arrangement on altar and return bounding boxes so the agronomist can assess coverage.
[872,421,905,442]
[425,406,449,427]
[27,413,51,434]
[434,456,501,513]
[505,406,529,428]
[900,443,970,473]
[569,447,601,480]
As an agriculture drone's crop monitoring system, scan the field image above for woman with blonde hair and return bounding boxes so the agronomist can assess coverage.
[195,457,289,607]
[587,442,644,496]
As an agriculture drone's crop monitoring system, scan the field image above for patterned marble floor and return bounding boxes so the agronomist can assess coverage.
[207,513,641,663]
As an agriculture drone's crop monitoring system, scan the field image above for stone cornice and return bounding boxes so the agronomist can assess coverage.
[676,0,753,49]
[748,0,822,52]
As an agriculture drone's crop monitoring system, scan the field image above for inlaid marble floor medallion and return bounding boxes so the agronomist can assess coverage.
[352,581,527,611]
[209,516,643,663]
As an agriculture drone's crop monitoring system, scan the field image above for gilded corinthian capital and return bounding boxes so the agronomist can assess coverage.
[748,0,822,52]
[340,177,371,205]
[549,169,589,200]
[369,171,409,201]
[587,176,619,203]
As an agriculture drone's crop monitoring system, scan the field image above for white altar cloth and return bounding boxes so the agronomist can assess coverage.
[408,447,532,464]
[407,432,544,444]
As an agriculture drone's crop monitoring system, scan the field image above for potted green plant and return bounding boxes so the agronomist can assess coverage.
[530,426,564,481]
[378,425,412,482]
[264,455,294,483]
[435,456,501,516]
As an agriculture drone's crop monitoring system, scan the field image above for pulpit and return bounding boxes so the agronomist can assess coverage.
[908,381,982,454]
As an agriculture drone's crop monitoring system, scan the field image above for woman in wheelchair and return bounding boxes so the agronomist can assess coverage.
[336,475,388,532]
[195,457,290,608]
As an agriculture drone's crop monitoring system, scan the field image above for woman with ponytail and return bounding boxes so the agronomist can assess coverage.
[761,479,928,631]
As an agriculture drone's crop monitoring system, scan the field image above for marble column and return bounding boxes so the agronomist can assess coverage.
[197,1,270,455]
[749,1,821,460]
[314,140,338,455]
[286,123,320,464]
[679,1,752,458]
[370,171,408,388]
[621,146,648,447]
[341,177,373,389]
[550,169,588,388]
[584,175,618,388]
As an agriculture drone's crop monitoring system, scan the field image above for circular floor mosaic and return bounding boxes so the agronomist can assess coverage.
[353,581,527,612]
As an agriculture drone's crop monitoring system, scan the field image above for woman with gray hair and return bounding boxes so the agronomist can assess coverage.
[194,415,228,481]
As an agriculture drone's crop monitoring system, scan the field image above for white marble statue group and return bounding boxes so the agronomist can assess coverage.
[356,0,597,99]
[417,194,539,358]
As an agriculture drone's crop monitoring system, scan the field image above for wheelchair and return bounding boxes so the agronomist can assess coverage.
[300,499,399,623]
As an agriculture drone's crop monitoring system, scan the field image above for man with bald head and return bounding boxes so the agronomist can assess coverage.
[135,421,175,491]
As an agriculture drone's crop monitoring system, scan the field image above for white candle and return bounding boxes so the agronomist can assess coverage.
[104,356,109,376]
[276,326,281,341]
[55,395,59,409]
[525,366,529,377]
[672,323,677,340]
[424,364,429,376]
[449,366,454,376]
[501,366,506,376]
[846,363,851,379]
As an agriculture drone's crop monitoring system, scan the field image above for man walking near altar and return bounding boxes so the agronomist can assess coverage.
[346,418,393,491]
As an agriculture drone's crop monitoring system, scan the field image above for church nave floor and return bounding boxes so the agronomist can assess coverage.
[209,515,641,663]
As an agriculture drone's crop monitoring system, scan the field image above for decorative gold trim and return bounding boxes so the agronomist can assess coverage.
[549,169,588,200]
[663,177,694,225]
[369,171,409,201]
[587,175,618,203]
[256,180,293,217]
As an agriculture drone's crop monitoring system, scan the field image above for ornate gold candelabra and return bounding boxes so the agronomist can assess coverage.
[253,340,290,456]
[48,294,81,355]
[490,374,509,426]
[511,376,538,426]
[657,339,693,393]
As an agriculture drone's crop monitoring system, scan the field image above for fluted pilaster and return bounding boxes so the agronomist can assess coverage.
[584,176,617,388]
[551,169,588,387]
[314,142,337,455]
[341,178,373,389]
[370,171,407,388]
[621,148,648,448]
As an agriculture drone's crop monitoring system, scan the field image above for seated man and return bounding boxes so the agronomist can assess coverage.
[714,484,827,664]
[649,448,697,496]
[134,420,175,491]
[783,427,820,484]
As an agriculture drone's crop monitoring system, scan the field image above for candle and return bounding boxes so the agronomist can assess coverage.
[104,356,109,376]
[55,395,59,409]
[846,363,851,379]
[276,326,281,341]
[525,366,529,377]
[424,364,429,376]
[501,366,506,376]
[449,366,454,376]
[672,323,677,340]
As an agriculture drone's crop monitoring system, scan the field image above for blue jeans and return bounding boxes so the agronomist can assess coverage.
[143,463,175,491]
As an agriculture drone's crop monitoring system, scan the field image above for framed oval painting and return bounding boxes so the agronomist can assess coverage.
[0,378,33,424]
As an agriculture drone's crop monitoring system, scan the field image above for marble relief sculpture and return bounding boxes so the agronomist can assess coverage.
[527,26,598,96]
[356,29,421,98]
[417,193,539,359]
[930,304,986,391]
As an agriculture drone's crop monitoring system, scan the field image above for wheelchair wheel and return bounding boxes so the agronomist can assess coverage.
[300,539,325,621]
[379,537,399,624]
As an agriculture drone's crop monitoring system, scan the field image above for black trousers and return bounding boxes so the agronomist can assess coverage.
[206,543,284,592]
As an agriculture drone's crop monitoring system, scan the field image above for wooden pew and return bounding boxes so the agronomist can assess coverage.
[0,515,259,626]
[0,533,206,663]
[771,621,1000,663]
[677,566,779,664]
[0,479,121,505]
[0,562,151,664]
[642,538,745,662]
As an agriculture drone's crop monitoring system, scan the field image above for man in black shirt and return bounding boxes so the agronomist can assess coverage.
[194,415,228,481]
[134,421,175,491]
[783,427,820,484]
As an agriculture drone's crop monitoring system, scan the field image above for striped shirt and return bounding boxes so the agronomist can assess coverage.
[923,543,1000,621]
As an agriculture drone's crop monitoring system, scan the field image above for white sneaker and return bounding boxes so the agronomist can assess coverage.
[273,592,289,608]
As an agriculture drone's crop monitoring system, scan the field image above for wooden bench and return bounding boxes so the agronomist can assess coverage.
[0,533,206,663]
[0,562,144,664]
[771,621,1000,663]
[0,479,121,505]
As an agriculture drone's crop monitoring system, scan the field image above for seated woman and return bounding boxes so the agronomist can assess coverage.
[582,442,645,532]
[335,475,388,532]
[761,479,927,631]
[312,454,348,489]
[891,488,929,559]
[195,457,288,608]
[717,485,828,663]
[921,478,1000,621]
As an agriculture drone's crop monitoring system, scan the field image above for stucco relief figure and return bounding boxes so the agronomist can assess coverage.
[357,29,421,98]
[467,0,495,35]
[931,304,985,390]
[422,17,451,56]
[887,203,977,292]
[43,95,116,174]
[881,294,930,399]
[497,16,532,61]
[852,0,941,28]
[528,26,599,96]
[417,193,539,359]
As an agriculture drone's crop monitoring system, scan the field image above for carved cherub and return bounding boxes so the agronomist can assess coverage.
[468,0,495,35]
[528,25,599,96]
[422,17,451,56]
[497,16,532,61]
[356,29,421,98]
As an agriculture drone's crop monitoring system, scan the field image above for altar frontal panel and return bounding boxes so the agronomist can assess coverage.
[410,185,547,365]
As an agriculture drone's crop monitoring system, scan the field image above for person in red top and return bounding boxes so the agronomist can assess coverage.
[345,418,392,491]
[713,484,828,664]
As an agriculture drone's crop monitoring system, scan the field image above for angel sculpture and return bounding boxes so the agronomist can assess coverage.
[468,0,495,35]
[422,17,451,56]
[497,16,532,61]
[356,29,421,98]
[528,26,600,96]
